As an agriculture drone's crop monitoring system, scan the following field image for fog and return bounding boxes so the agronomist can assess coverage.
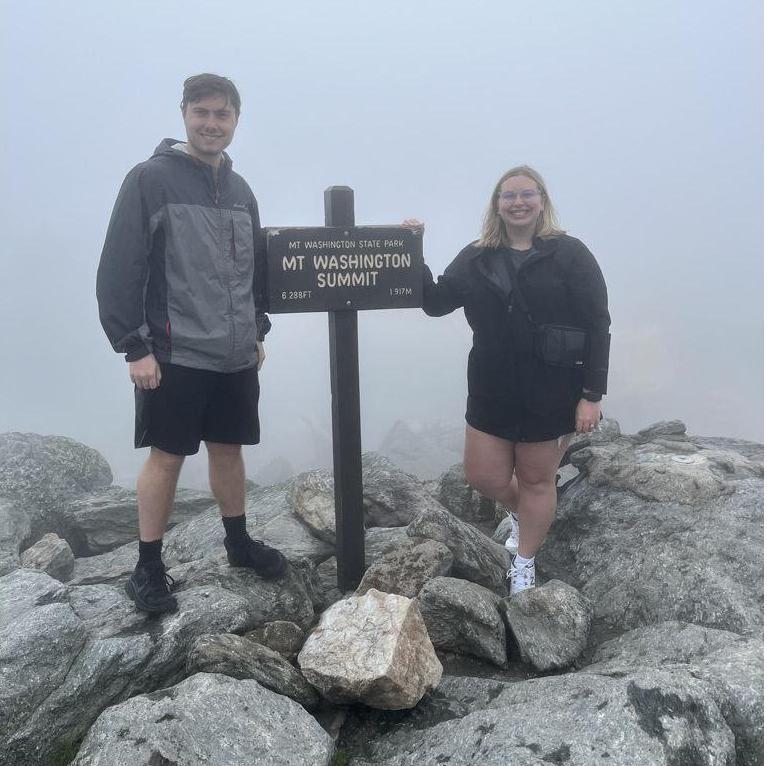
[1,0,762,489]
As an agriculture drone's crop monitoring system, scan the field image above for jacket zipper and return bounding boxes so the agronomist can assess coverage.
[231,219,237,269]
[213,169,236,358]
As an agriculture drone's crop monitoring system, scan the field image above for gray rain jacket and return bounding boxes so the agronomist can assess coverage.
[97,139,270,372]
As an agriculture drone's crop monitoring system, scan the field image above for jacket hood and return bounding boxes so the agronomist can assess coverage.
[151,138,233,172]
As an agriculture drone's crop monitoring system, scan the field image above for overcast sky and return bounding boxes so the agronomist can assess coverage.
[0,0,762,487]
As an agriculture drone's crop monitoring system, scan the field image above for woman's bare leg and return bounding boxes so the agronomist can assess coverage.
[505,474,520,512]
[463,424,517,506]
[513,436,571,558]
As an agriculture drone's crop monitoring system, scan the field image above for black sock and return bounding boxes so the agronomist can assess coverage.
[223,514,249,545]
[138,538,163,566]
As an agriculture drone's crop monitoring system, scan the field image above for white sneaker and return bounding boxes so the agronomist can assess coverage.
[506,557,535,595]
[504,513,520,555]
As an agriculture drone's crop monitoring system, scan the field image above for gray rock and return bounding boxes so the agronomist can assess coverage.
[0,566,68,624]
[586,621,763,766]
[4,425,761,766]
[355,539,453,598]
[637,418,689,440]
[362,452,449,527]
[246,619,306,661]
[0,433,111,575]
[71,672,333,766]
[555,462,580,489]
[19,532,74,581]
[570,432,762,505]
[536,423,764,635]
[689,639,763,766]
[0,432,112,513]
[70,542,331,597]
[588,620,746,669]
[187,633,319,708]
[68,541,138,585]
[288,455,455,544]
[309,528,415,610]
[364,526,410,562]
[0,494,38,575]
[417,577,507,668]
[437,463,496,523]
[162,481,327,564]
[0,602,88,744]
[299,589,442,710]
[500,579,592,670]
[564,416,622,462]
[406,505,509,595]
[690,435,765,462]
[314,556,343,611]
[540,428,764,637]
[491,514,513,545]
[258,510,336,564]
[0,550,317,765]
[421,476,441,501]
[4,581,252,764]
[173,554,315,630]
[345,669,735,765]
[288,469,336,543]
[61,486,215,556]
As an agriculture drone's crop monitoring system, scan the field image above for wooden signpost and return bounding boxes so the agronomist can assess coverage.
[266,187,423,590]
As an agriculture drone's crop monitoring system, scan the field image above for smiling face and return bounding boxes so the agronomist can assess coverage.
[182,93,238,166]
[497,175,544,237]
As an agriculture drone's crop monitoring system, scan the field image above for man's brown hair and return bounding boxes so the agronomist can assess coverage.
[181,73,241,118]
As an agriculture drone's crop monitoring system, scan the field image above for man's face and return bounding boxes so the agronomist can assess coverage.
[182,93,238,163]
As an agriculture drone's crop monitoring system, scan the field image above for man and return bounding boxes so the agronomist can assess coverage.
[97,74,287,615]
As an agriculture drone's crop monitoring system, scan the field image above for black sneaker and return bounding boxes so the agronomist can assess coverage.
[125,562,178,614]
[224,535,288,579]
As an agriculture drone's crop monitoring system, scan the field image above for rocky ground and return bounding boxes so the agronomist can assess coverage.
[0,419,762,766]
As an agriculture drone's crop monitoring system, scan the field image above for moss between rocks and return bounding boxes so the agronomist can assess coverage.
[50,737,82,766]
[331,749,351,766]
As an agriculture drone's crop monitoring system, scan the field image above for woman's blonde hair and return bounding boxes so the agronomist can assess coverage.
[478,165,565,248]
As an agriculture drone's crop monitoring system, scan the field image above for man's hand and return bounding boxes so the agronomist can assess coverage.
[575,399,601,434]
[129,354,161,390]
[256,341,266,371]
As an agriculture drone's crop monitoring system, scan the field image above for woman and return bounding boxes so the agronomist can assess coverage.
[407,165,610,594]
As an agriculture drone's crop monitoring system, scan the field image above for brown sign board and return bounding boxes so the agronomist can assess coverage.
[266,226,423,313]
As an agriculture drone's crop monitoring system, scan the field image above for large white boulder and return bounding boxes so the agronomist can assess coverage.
[298,588,442,710]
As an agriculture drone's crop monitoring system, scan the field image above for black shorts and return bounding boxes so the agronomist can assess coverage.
[134,363,260,456]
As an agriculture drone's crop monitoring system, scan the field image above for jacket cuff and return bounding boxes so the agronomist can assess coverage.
[583,332,610,393]
[582,370,608,396]
[256,313,272,342]
[124,340,152,362]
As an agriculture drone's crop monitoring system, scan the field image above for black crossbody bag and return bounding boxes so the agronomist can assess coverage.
[507,267,588,369]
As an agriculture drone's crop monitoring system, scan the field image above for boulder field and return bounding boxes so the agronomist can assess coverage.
[0,420,762,765]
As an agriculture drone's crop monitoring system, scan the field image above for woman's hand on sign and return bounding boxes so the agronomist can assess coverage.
[402,218,425,234]
[575,399,601,434]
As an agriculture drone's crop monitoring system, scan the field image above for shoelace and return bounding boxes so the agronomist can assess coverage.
[148,565,175,592]
[238,534,267,548]
[506,565,534,582]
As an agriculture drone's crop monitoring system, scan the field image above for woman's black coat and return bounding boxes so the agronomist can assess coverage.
[423,234,610,443]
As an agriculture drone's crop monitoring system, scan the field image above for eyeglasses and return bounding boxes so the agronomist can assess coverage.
[499,190,540,202]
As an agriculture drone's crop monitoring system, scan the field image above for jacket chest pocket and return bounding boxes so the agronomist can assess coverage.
[229,211,254,278]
